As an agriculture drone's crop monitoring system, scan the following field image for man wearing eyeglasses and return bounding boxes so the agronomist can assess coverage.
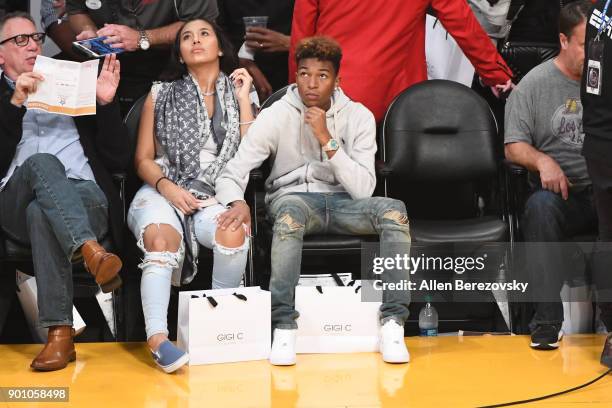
[0,12,129,371]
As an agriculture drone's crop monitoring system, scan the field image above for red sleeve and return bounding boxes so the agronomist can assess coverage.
[431,0,513,85]
[289,0,319,83]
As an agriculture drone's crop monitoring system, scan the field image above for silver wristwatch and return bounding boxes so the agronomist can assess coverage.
[322,138,340,152]
[138,30,150,50]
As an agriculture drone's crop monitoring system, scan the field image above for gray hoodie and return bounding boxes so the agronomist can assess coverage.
[215,84,377,206]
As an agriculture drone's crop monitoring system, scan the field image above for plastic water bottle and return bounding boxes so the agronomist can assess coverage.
[419,297,438,336]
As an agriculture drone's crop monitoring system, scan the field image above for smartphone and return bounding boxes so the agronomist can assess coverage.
[72,36,124,58]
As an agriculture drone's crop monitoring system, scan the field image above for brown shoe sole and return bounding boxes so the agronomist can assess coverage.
[100,274,122,293]
[86,254,123,293]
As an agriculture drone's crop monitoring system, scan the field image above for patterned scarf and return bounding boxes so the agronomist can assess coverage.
[153,72,242,285]
[154,72,241,193]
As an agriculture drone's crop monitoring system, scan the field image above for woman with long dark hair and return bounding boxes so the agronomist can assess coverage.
[127,18,256,373]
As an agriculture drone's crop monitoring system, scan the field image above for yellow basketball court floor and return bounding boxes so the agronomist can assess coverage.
[1,335,610,407]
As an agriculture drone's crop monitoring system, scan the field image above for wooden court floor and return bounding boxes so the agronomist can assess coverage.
[0,335,610,407]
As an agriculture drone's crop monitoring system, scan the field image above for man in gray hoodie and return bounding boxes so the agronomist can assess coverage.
[214,37,411,365]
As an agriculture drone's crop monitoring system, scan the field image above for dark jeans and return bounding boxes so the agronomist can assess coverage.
[267,193,411,330]
[0,153,108,327]
[521,188,597,326]
[586,157,612,329]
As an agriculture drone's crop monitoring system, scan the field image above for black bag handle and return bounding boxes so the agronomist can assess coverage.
[232,293,248,301]
[191,292,246,306]
[506,0,526,22]
[315,283,361,294]
[204,295,218,307]
[502,0,527,45]
[312,274,356,294]
[331,273,345,287]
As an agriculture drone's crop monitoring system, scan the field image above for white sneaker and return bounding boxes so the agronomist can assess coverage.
[380,320,410,363]
[270,328,297,366]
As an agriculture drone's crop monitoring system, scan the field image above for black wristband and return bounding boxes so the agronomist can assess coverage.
[155,176,169,193]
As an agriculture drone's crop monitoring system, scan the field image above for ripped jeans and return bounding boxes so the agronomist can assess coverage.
[127,184,249,339]
[268,192,411,330]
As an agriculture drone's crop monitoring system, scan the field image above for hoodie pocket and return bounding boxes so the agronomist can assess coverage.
[267,166,308,193]
[307,162,337,185]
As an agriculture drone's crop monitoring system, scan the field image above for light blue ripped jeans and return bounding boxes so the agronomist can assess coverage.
[128,184,249,340]
[268,192,411,330]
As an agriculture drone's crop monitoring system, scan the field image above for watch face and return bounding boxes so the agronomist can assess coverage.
[86,0,102,10]
[139,37,150,50]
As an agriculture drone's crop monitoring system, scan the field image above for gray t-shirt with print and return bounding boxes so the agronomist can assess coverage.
[504,59,590,190]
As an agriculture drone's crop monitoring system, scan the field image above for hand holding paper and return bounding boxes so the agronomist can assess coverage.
[9,71,45,107]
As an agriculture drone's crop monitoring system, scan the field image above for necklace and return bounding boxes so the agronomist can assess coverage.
[202,90,215,96]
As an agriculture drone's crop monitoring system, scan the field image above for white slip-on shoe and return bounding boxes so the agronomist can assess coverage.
[270,328,297,366]
[380,320,410,364]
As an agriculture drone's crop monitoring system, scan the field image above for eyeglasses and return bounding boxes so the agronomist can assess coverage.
[0,33,46,47]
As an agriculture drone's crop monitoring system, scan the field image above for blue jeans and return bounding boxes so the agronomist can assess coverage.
[267,192,411,329]
[0,153,108,327]
[521,188,597,326]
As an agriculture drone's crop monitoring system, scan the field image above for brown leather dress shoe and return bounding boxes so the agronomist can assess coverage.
[80,240,123,293]
[31,326,76,371]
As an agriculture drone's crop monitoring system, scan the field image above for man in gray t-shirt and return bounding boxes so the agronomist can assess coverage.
[505,59,590,191]
[67,0,218,115]
[504,1,597,352]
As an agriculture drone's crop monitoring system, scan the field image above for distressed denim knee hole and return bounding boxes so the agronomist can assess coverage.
[136,223,184,269]
[139,251,181,270]
[273,213,305,240]
[382,210,409,225]
[278,213,304,231]
[212,236,250,256]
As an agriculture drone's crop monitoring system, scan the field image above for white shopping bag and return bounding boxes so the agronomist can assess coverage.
[468,0,511,38]
[295,283,382,354]
[177,286,271,365]
[425,14,476,86]
[298,272,352,287]
[16,270,86,342]
[95,290,116,337]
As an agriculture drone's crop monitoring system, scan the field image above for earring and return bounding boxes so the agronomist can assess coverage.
[219,51,223,56]
[179,58,184,64]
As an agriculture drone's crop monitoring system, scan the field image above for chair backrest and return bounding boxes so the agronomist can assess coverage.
[122,95,148,205]
[124,95,147,152]
[382,79,498,182]
[260,85,290,111]
[381,80,499,219]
